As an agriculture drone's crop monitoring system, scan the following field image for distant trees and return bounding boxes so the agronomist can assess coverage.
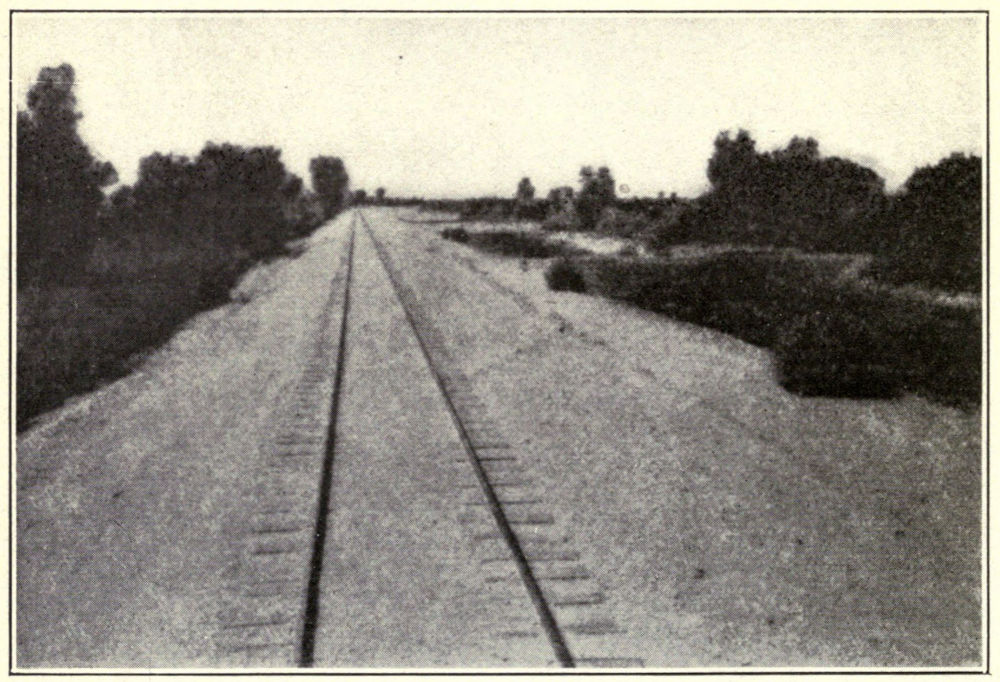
[353,189,367,205]
[514,177,544,219]
[575,166,616,231]
[516,177,535,202]
[375,187,386,203]
[545,186,575,214]
[309,156,350,219]
[703,130,886,250]
[108,142,316,257]
[17,63,118,281]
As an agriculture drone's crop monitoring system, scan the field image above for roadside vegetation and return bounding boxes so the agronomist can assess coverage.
[441,227,584,259]
[437,130,981,408]
[547,252,978,407]
[17,64,350,427]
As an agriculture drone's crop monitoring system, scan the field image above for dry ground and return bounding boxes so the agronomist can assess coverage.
[15,207,981,669]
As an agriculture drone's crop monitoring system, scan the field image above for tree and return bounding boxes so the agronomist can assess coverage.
[546,186,575,215]
[702,129,886,249]
[281,174,304,201]
[353,189,367,205]
[375,187,386,204]
[17,64,117,280]
[875,153,981,291]
[309,156,349,219]
[516,177,535,202]
[575,166,615,230]
[706,129,758,190]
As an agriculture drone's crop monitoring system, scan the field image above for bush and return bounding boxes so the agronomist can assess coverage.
[441,226,470,243]
[562,250,979,407]
[16,234,257,427]
[470,231,568,258]
[541,210,580,232]
[595,207,653,239]
[774,311,906,398]
[441,228,582,259]
[545,258,587,292]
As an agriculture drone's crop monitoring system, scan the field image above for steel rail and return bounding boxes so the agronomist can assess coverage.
[299,212,357,667]
[357,209,575,668]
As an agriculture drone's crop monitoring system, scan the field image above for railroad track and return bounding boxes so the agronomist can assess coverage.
[359,210,575,667]
[216,209,639,668]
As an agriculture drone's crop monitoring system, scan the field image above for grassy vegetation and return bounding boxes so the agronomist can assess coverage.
[441,228,584,259]
[546,251,979,407]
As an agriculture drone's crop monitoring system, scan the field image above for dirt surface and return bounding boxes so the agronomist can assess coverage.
[312,225,564,667]
[374,207,982,667]
[16,207,981,669]
[16,217,354,668]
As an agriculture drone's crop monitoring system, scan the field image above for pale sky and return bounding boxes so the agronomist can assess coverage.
[13,12,986,199]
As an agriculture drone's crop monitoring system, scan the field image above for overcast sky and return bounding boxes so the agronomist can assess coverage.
[14,12,985,199]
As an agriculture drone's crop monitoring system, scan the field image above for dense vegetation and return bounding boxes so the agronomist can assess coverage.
[546,252,979,407]
[441,228,582,259]
[435,129,981,407]
[868,153,982,292]
[440,130,980,295]
[17,64,348,426]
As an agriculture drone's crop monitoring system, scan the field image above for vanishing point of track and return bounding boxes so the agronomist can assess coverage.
[219,209,639,668]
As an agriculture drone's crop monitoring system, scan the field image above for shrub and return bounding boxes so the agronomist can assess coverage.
[774,311,906,398]
[441,227,470,243]
[441,228,582,259]
[470,231,567,258]
[562,250,979,407]
[545,258,587,292]
[595,207,652,239]
[541,210,580,232]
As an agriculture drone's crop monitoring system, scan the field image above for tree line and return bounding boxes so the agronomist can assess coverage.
[18,63,351,287]
[16,63,351,424]
[433,130,980,293]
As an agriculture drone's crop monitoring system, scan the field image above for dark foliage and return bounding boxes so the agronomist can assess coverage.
[700,131,887,251]
[466,231,580,259]
[545,258,587,292]
[17,64,333,426]
[575,166,616,231]
[440,226,470,242]
[309,155,350,219]
[106,142,320,256]
[557,251,979,407]
[17,64,118,283]
[440,228,581,259]
[421,196,551,222]
[546,186,575,216]
[516,177,535,202]
[774,311,906,398]
[870,153,982,292]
